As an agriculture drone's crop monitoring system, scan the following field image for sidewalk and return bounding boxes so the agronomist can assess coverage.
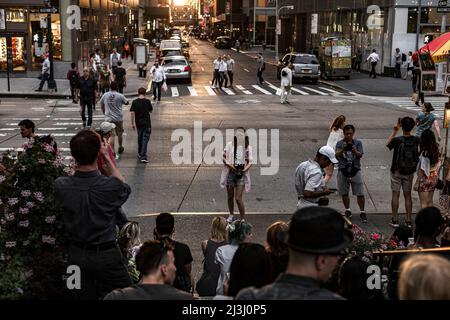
[0,58,150,99]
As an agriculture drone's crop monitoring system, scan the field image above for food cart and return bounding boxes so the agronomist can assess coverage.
[319,37,352,80]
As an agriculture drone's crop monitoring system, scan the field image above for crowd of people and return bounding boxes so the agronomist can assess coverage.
[211,54,235,89]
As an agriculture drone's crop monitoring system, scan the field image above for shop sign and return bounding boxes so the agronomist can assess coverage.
[311,13,318,34]
[0,9,5,30]
[39,7,58,14]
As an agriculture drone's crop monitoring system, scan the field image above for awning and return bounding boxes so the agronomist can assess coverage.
[419,32,450,63]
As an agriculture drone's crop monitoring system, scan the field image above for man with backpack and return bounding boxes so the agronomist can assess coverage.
[113,60,127,94]
[387,117,420,228]
[335,125,366,223]
[67,62,80,104]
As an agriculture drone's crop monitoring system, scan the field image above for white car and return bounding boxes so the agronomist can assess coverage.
[162,56,191,83]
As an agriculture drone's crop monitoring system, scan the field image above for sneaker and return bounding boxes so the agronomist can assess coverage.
[227,215,234,223]
[140,159,148,164]
[390,219,399,228]
[211,85,216,89]
[360,212,368,223]
[344,210,352,219]
[118,146,124,155]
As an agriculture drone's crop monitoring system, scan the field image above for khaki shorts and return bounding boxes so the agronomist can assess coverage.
[337,170,365,196]
[109,121,124,138]
[390,171,414,192]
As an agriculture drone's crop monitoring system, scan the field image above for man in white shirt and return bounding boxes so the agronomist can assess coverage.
[211,56,221,88]
[280,63,293,104]
[218,57,227,89]
[150,60,166,102]
[226,54,235,87]
[366,49,380,79]
[35,54,50,91]
[110,48,121,72]
[295,146,337,208]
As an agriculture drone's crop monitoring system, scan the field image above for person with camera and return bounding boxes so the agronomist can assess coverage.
[295,146,338,209]
[220,128,253,222]
[280,63,293,104]
[335,125,366,223]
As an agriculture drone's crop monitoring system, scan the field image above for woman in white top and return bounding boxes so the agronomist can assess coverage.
[323,115,346,187]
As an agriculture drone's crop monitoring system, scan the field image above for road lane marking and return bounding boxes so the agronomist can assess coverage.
[301,86,328,95]
[0,128,15,131]
[264,81,282,95]
[252,85,272,95]
[318,86,343,95]
[37,128,68,131]
[243,68,250,73]
[290,87,310,95]
[204,86,217,95]
[171,87,179,97]
[222,87,235,95]
[201,66,205,71]
[235,85,252,95]
[187,86,198,96]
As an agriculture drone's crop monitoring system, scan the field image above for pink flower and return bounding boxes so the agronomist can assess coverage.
[19,207,29,215]
[0,175,5,183]
[45,215,56,224]
[18,220,29,228]
[34,192,44,202]
[8,198,19,206]
[5,241,16,248]
[5,213,15,221]
[42,144,54,153]
[26,202,35,209]
[371,233,380,241]
[21,190,31,197]
[42,235,56,245]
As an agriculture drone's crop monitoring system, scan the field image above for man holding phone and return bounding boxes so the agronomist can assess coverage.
[335,125,366,223]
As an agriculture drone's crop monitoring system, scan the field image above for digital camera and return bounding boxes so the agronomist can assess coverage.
[234,164,245,179]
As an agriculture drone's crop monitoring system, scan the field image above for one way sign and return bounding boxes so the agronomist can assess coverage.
[39,7,58,14]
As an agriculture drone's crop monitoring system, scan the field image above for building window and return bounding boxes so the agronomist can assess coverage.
[0,36,27,71]
[29,13,61,70]
[408,7,450,33]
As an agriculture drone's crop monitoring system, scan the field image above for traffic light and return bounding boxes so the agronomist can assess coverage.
[424,34,434,44]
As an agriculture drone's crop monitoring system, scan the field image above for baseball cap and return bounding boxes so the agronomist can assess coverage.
[318,146,338,164]
[99,122,116,133]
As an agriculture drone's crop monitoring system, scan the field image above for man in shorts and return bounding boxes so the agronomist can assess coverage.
[387,116,420,228]
[335,125,366,223]
[99,81,129,159]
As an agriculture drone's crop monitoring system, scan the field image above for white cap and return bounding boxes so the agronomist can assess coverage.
[318,146,338,164]
[99,122,116,133]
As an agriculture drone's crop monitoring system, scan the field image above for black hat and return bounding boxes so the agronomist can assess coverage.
[288,207,353,254]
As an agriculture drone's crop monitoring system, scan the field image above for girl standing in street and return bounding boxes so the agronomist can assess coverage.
[324,115,346,187]
[415,102,441,142]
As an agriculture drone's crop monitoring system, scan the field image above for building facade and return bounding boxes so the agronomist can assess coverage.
[277,0,450,74]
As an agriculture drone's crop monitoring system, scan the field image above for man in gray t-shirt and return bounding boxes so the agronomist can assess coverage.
[99,81,129,157]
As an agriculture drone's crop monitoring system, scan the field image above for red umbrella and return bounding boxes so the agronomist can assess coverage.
[419,32,450,63]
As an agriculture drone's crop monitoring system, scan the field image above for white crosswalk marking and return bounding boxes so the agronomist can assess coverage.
[235,85,253,95]
[222,87,236,95]
[290,87,310,95]
[37,128,68,131]
[264,81,282,95]
[369,96,448,119]
[301,86,328,95]
[252,85,272,95]
[171,87,179,97]
[187,86,198,96]
[204,86,217,95]
[318,86,342,95]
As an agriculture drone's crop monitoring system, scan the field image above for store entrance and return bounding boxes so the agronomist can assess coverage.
[0,34,27,72]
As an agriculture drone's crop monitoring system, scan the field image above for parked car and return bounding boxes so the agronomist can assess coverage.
[214,36,233,49]
[160,48,190,60]
[199,33,208,40]
[162,55,191,83]
[277,53,320,84]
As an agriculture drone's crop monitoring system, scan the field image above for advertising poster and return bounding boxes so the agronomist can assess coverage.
[421,73,437,92]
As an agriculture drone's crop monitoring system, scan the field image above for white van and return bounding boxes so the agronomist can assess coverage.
[159,40,181,51]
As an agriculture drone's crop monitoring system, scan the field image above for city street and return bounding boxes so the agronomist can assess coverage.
[2,39,446,282]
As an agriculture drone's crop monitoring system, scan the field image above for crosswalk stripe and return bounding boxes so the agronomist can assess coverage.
[318,86,342,95]
[171,87,179,97]
[264,81,282,95]
[235,85,253,95]
[187,86,198,96]
[252,85,272,95]
[301,86,328,95]
[204,86,217,95]
[290,87,310,95]
[222,87,236,95]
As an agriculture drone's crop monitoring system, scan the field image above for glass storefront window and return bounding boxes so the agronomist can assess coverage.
[0,36,27,71]
[29,12,61,70]
[408,7,450,33]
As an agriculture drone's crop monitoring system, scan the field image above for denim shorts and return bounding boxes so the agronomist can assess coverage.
[226,171,245,187]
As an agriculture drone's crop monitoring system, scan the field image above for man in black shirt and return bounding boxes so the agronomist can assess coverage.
[54,130,132,299]
[78,68,98,128]
[104,240,193,300]
[386,116,420,228]
[154,213,193,293]
[113,60,127,93]
[130,87,153,163]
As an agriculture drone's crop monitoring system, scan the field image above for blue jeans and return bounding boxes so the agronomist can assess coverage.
[137,127,151,160]
[153,81,162,101]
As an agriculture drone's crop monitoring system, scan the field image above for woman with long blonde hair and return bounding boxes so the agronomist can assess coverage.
[324,115,346,186]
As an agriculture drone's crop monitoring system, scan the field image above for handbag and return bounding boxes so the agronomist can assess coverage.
[162,82,168,92]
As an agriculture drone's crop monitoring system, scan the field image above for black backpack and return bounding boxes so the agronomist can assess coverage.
[402,53,407,62]
[281,70,288,77]
[70,72,79,87]
[396,137,419,175]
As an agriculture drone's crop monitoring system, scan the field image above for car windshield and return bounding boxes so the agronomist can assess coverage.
[164,59,187,66]
[294,56,319,64]
[163,50,182,56]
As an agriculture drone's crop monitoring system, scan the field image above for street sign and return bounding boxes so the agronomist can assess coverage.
[39,7,58,14]
[437,7,450,13]
[40,17,48,28]
[439,0,447,6]
[276,19,281,35]
[311,13,318,34]
[0,9,5,30]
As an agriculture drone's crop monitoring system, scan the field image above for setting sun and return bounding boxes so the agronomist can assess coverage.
[173,0,187,6]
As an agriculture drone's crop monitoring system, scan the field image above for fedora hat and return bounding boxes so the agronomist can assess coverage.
[288,207,353,254]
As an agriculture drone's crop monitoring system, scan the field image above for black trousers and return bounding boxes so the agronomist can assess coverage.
[38,73,50,90]
[70,84,76,100]
[395,63,401,78]
[212,69,219,86]
[257,69,264,83]
[67,244,132,300]
[355,61,361,72]
[152,81,162,101]
[117,81,125,94]
[227,71,233,86]
[369,62,377,78]
[80,97,93,127]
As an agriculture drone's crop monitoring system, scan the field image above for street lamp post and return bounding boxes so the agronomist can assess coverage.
[275,2,294,62]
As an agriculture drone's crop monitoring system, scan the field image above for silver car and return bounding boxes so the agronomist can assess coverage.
[277,53,321,84]
[162,56,192,83]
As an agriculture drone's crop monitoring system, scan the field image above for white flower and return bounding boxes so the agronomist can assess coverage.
[5,241,16,248]
[18,220,29,228]
[45,215,56,224]
[0,175,5,183]
[21,190,31,197]
[42,235,56,245]
[19,207,29,215]
[8,198,19,206]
